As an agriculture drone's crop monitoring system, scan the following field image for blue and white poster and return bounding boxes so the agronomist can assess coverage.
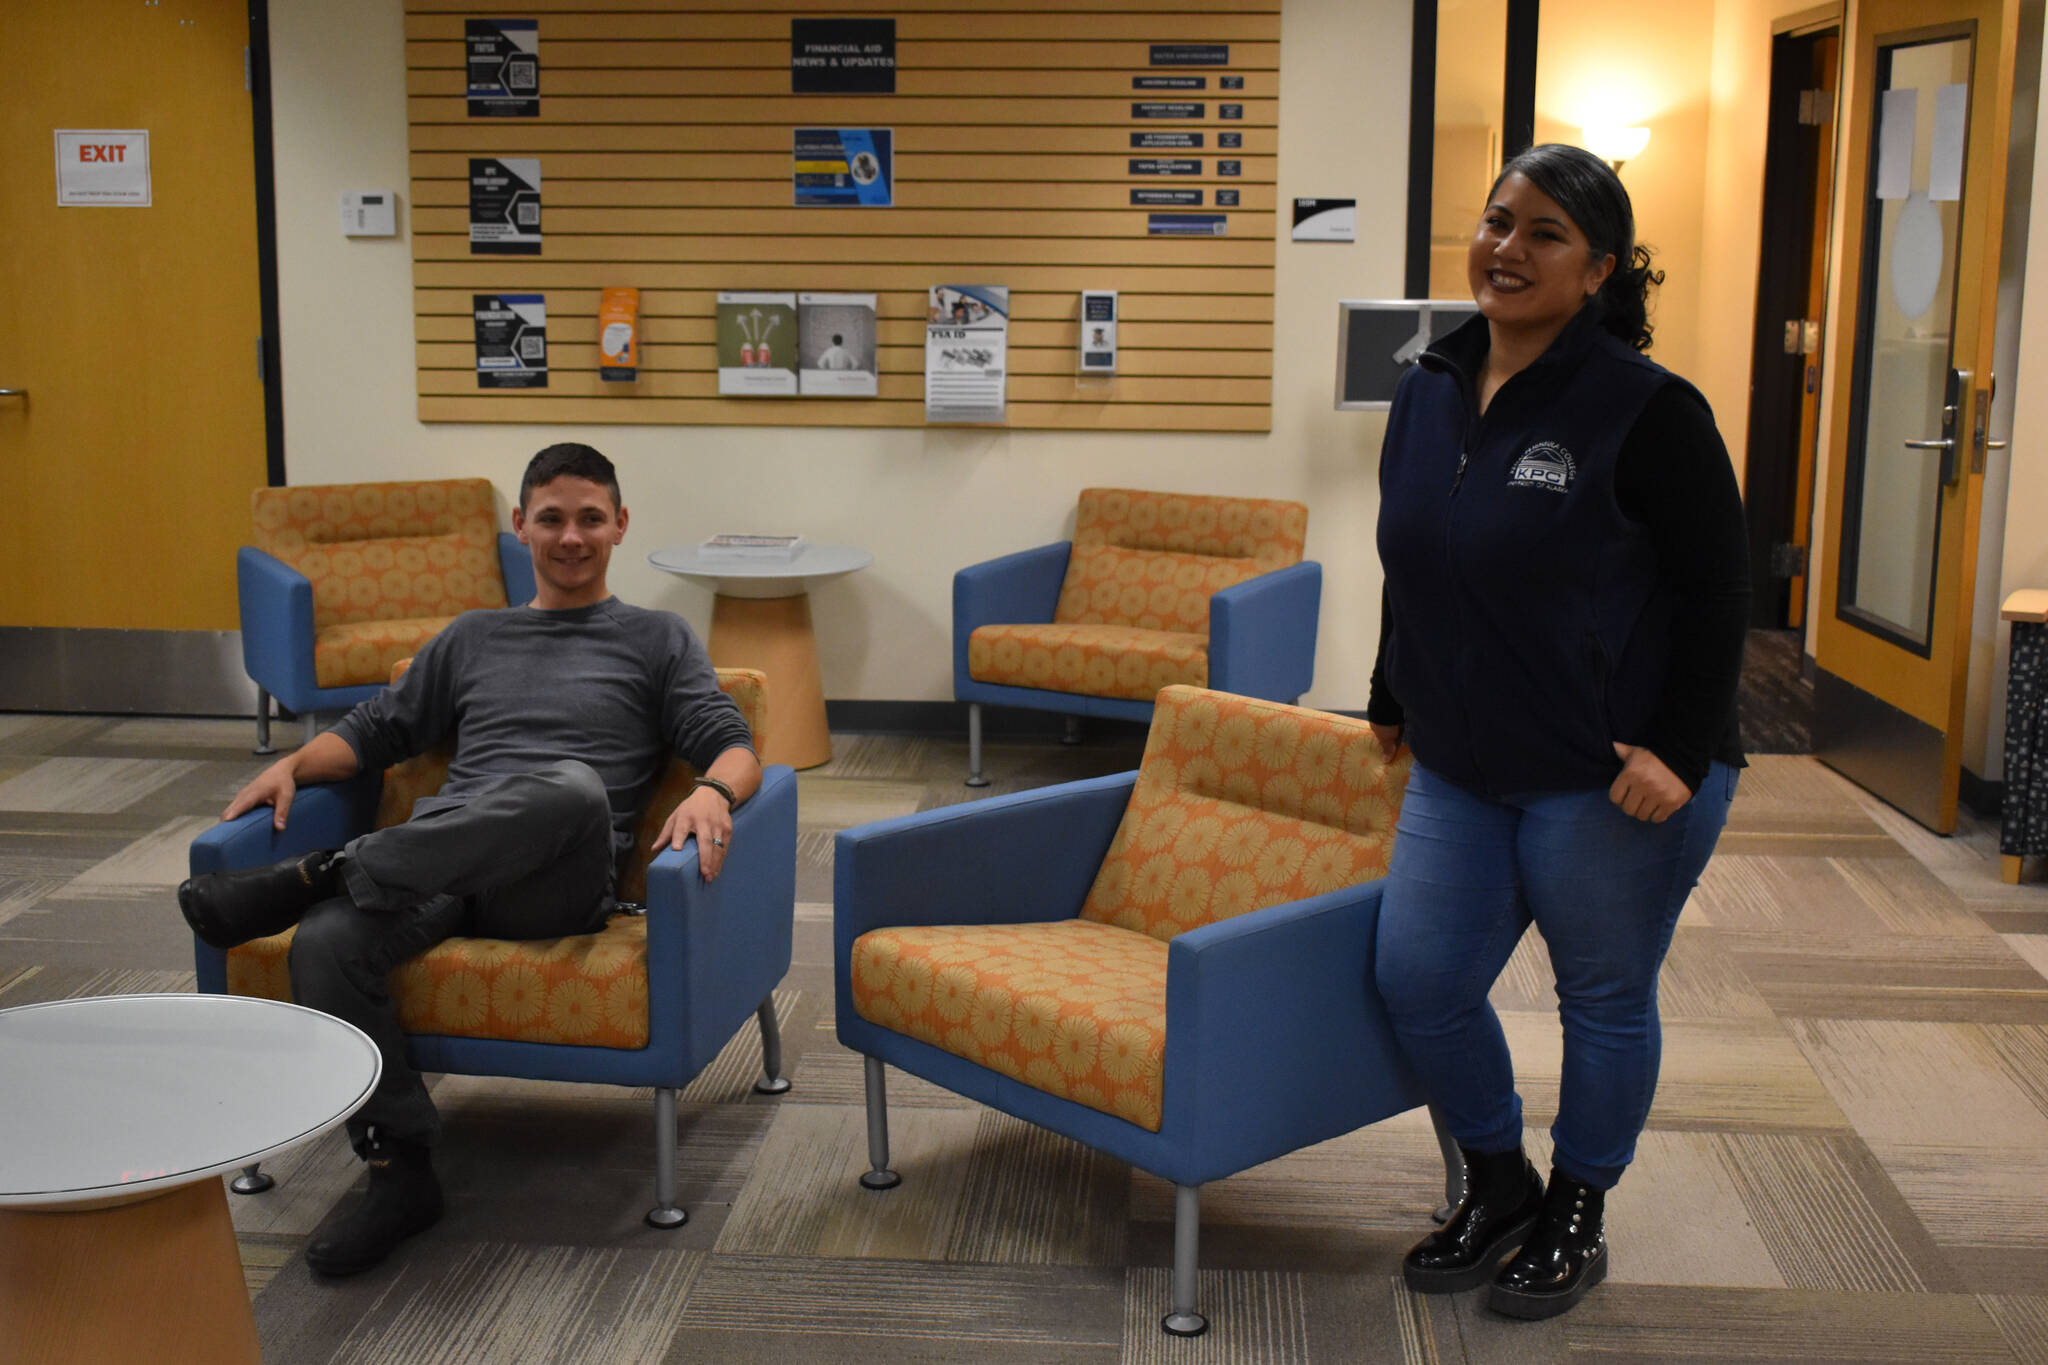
[794,128,893,207]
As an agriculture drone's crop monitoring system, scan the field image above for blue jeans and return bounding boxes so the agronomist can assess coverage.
[1374,759,1736,1189]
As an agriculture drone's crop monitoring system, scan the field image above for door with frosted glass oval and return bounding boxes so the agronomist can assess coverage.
[1813,0,2017,833]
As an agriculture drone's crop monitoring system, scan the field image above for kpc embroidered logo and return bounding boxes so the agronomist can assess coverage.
[1507,441,1575,493]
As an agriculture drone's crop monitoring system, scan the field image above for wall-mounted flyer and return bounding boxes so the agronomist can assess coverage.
[1080,291,1118,375]
[466,20,539,117]
[717,292,798,395]
[798,293,879,396]
[925,285,1008,423]
[468,158,540,254]
[794,128,893,207]
[473,293,546,388]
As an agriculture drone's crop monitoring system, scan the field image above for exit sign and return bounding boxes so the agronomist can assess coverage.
[55,129,151,206]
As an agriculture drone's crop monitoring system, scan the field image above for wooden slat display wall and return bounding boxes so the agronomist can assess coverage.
[405,0,1281,431]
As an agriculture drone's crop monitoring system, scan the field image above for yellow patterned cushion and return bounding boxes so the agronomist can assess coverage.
[1079,686,1412,943]
[967,623,1208,701]
[1052,544,1265,632]
[225,664,766,1048]
[849,919,1169,1130]
[252,480,508,634]
[314,616,461,689]
[224,916,652,1048]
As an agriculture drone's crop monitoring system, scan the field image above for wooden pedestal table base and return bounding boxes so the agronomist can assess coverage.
[710,592,832,769]
[0,1180,260,1364]
[0,994,380,1365]
[648,542,874,771]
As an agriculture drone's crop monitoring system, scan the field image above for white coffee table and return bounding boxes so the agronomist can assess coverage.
[0,993,381,1363]
[649,542,874,769]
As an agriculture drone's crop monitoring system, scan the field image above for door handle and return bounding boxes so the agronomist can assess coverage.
[0,388,25,398]
[1903,438,1953,449]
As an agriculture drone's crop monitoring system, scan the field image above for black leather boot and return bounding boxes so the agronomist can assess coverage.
[305,1129,444,1277]
[1489,1168,1607,1318]
[176,849,343,950]
[1402,1145,1545,1292]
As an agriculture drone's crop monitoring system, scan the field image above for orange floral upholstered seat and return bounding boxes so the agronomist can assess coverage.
[965,489,1307,699]
[251,479,510,689]
[222,668,769,1049]
[849,685,1410,1130]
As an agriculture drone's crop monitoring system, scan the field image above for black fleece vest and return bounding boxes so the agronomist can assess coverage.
[1376,311,1690,797]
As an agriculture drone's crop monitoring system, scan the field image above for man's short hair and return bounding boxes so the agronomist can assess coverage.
[520,443,621,509]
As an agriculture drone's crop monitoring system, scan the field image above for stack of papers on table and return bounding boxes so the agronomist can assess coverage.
[700,534,806,561]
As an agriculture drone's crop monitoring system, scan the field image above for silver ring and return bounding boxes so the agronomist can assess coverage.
[712,837,725,847]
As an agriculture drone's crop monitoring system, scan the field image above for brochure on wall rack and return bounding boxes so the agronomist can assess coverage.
[717,293,798,395]
[925,285,1008,424]
[798,293,878,396]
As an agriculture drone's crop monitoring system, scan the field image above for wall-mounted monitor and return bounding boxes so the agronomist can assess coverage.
[1334,299,1480,411]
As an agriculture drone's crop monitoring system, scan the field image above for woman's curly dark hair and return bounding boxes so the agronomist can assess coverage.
[1487,143,1665,352]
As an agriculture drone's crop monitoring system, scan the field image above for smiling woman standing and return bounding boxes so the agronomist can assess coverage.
[1366,144,1749,1320]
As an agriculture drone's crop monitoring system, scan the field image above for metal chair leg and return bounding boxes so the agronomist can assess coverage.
[644,1085,687,1228]
[1427,1102,1467,1224]
[1062,715,1083,745]
[301,711,319,747]
[965,702,991,787]
[753,995,791,1095]
[858,1055,901,1189]
[253,689,275,756]
[1161,1183,1208,1336]
[229,1163,273,1195]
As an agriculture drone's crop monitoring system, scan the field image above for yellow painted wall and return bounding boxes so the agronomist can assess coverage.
[269,0,1410,706]
[1534,0,1717,390]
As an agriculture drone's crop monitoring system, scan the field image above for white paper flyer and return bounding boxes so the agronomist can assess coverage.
[925,285,1008,423]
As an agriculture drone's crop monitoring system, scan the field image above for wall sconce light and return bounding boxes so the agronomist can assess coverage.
[1582,124,1651,172]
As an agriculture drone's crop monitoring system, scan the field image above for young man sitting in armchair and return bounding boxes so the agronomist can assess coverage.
[177,443,762,1275]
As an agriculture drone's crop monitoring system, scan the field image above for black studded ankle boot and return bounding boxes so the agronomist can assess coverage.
[305,1128,444,1277]
[1402,1145,1545,1292]
[1489,1167,1607,1319]
[176,849,343,950]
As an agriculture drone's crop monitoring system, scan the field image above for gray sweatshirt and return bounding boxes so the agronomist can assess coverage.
[331,598,754,865]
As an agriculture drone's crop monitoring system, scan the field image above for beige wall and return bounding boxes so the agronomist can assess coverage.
[1533,0,1717,388]
[268,0,1411,708]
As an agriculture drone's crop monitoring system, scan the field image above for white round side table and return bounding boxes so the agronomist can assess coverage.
[649,542,874,769]
[0,993,381,1363]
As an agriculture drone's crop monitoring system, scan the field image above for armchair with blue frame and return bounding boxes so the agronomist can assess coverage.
[239,478,536,753]
[190,668,798,1230]
[836,685,1462,1335]
[954,487,1321,785]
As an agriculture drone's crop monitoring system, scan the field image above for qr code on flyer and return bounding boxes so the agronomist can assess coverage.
[518,335,545,360]
[517,202,539,226]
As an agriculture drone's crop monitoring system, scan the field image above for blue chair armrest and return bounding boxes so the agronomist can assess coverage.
[1209,560,1321,703]
[953,541,1072,693]
[238,546,317,708]
[497,532,535,606]
[834,772,1135,1033]
[188,775,382,994]
[1160,878,1422,1183]
[187,776,383,878]
[643,764,799,1074]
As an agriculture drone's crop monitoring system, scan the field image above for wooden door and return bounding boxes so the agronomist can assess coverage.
[0,1,267,632]
[1812,0,2020,832]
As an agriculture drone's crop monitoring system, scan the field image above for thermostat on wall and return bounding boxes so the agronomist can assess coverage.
[341,190,398,237]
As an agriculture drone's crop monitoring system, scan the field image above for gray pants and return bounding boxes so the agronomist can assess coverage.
[288,760,617,1150]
